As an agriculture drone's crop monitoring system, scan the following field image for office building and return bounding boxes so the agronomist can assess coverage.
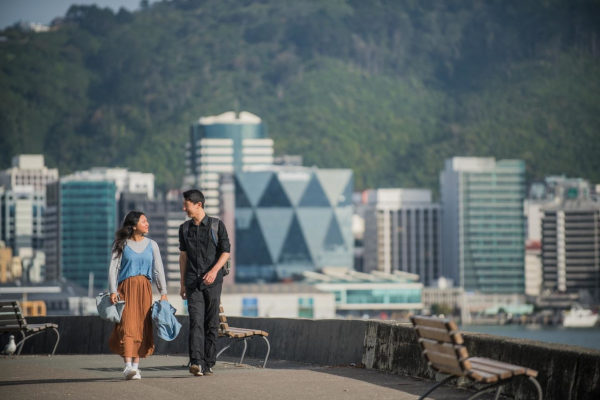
[44,167,155,287]
[440,157,526,294]
[362,189,441,286]
[0,185,45,254]
[0,154,58,192]
[183,111,274,215]
[541,201,600,301]
[58,180,117,289]
[234,166,353,282]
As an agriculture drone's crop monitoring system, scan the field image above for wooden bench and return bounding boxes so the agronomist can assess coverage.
[216,305,270,368]
[411,315,543,400]
[0,300,60,356]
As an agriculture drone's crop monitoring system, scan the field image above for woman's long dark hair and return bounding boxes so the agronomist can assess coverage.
[112,211,145,257]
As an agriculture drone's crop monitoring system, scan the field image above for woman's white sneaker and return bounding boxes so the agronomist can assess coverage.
[132,369,141,380]
[123,366,136,380]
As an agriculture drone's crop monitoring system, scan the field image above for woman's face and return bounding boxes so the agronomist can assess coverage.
[134,214,149,235]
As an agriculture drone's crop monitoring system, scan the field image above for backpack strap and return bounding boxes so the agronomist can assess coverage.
[209,217,219,246]
[182,219,191,239]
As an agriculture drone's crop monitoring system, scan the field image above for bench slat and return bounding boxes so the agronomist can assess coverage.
[468,360,513,379]
[423,350,464,372]
[415,326,463,344]
[469,357,537,378]
[468,369,500,383]
[0,312,24,320]
[431,363,466,377]
[412,316,458,331]
[419,338,469,359]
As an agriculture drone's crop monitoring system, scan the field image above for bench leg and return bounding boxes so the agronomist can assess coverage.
[528,376,543,400]
[50,327,60,356]
[216,343,233,360]
[418,375,455,400]
[466,383,503,400]
[261,336,270,368]
[15,331,26,355]
[239,339,248,365]
[15,328,61,356]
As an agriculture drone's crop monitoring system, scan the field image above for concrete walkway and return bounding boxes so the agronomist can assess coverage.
[1,355,476,400]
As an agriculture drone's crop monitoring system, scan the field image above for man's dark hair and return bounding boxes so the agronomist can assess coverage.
[183,189,205,206]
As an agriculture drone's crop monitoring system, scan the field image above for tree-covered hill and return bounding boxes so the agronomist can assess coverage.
[1,0,599,192]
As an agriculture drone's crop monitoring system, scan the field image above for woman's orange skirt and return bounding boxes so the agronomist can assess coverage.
[109,275,154,358]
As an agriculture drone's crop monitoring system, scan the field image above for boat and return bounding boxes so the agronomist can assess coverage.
[562,304,599,328]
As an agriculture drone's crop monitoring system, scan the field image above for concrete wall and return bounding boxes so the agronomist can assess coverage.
[5,316,600,400]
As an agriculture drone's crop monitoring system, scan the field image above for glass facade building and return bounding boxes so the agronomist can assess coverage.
[60,181,116,289]
[234,167,353,282]
[441,157,526,294]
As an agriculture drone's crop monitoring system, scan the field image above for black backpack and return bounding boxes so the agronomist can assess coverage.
[182,216,231,276]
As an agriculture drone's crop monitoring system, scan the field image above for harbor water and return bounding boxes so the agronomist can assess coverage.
[461,324,600,351]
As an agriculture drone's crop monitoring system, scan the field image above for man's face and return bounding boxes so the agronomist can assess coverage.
[183,200,202,217]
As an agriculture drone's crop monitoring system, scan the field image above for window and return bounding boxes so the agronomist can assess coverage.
[242,297,258,317]
[298,297,314,318]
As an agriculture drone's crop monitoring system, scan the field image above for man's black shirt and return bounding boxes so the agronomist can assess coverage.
[179,215,230,289]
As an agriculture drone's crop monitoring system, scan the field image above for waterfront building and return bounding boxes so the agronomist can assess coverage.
[0,155,56,281]
[0,185,45,255]
[44,168,155,287]
[541,201,600,302]
[526,176,593,298]
[362,189,441,286]
[220,283,336,318]
[0,154,58,192]
[183,111,274,215]
[58,180,116,289]
[302,268,423,318]
[234,166,353,282]
[440,157,526,294]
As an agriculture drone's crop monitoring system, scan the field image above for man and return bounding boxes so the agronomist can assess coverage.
[179,189,230,376]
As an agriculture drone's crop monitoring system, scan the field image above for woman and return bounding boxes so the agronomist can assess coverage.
[108,211,167,380]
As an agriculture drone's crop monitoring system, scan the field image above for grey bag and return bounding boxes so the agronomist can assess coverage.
[96,292,125,323]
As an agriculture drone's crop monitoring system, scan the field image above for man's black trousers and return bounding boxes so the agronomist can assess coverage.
[187,282,222,369]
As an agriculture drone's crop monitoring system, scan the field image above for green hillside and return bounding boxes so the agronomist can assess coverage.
[1,0,599,192]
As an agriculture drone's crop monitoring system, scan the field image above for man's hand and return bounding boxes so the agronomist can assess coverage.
[110,293,118,304]
[180,286,187,300]
[160,294,168,301]
[203,268,218,285]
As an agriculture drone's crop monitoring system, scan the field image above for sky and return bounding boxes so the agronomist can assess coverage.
[0,0,154,29]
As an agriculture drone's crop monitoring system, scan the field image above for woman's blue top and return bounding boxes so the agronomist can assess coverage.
[117,240,154,284]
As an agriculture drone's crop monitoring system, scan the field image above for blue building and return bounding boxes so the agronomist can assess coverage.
[234,166,353,282]
[441,157,526,294]
[59,181,116,289]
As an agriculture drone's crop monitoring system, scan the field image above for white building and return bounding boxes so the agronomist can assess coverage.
[184,111,274,215]
[362,188,441,286]
[220,283,336,318]
[0,154,58,192]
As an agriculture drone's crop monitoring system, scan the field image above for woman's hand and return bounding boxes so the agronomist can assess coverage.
[110,293,118,304]
[160,294,168,301]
